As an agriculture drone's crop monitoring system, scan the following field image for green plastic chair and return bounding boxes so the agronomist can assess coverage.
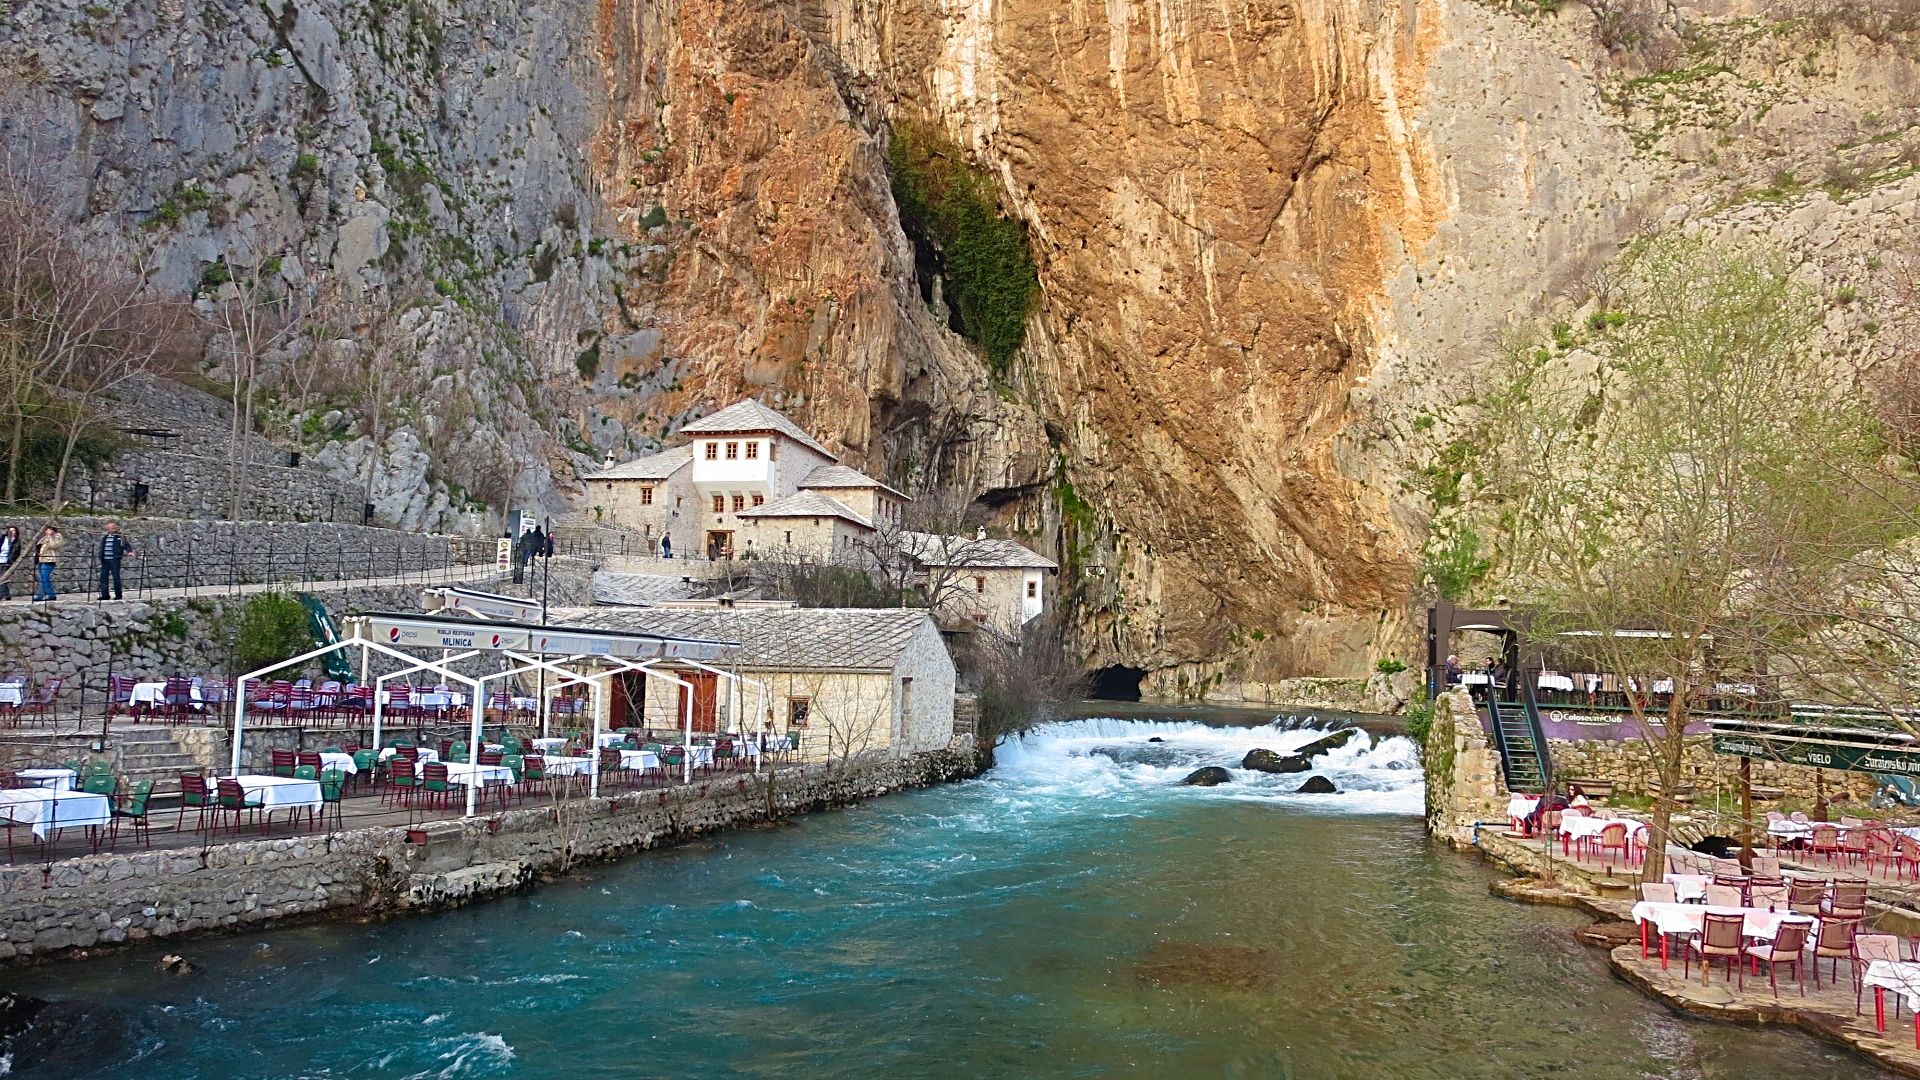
[321,745,344,755]
[113,779,154,848]
[503,755,524,783]
[318,770,346,829]
[293,764,318,781]
[352,749,376,779]
[81,772,117,796]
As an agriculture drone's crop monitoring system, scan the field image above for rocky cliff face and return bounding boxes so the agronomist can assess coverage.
[7,0,1919,693]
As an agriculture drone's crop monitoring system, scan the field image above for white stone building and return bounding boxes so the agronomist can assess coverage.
[562,606,956,761]
[902,532,1059,633]
[581,398,1055,630]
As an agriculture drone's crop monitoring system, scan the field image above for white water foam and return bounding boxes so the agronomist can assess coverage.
[990,716,1424,816]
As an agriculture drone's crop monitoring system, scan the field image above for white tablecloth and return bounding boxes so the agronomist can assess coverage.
[1536,674,1574,692]
[1507,797,1540,821]
[596,732,632,748]
[1459,673,1493,686]
[224,775,321,810]
[0,683,23,708]
[618,749,660,772]
[319,752,358,776]
[377,747,440,764]
[530,737,569,753]
[1630,901,1810,942]
[131,682,202,709]
[16,769,74,792]
[1560,815,1646,842]
[1866,961,1920,1013]
[380,690,467,710]
[0,789,114,839]
[1664,874,1712,903]
[442,762,513,788]
[541,755,593,777]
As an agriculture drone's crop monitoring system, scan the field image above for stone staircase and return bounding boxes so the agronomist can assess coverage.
[111,726,207,798]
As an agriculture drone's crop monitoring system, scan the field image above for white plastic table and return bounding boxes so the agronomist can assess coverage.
[16,769,75,792]
[1663,874,1712,903]
[541,755,593,777]
[377,747,440,764]
[319,752,358,776]
[530,737,568,753]
[1630,901,1811,967]
[222,775,322,811]
[0,682,23,708]
[130,681,202,710]
[1507,796,1539,823]
[0,789,114,839]
[1536,674,1574,692]
[1866,960,1920,1046]
[442,762,513,788]
[617,749,660,772]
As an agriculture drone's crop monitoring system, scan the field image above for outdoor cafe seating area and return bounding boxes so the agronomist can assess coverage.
[0,727,802,864]
[0,673,597,727]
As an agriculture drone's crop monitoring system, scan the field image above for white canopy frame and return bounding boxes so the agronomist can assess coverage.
[501,652,698,789]
[231,615,741,818]
[370,649,482,756]
[229,639,482,777]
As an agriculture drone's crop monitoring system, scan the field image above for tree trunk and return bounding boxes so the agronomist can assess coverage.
[3,406,24,505]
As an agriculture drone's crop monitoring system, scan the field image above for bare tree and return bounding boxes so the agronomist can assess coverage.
[0,174,190,513]
[959,614,1087,748]
[202,256,316,520]
[1471,234,1904,881]
[345,293,424,519]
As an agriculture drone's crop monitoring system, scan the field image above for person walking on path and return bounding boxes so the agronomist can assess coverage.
[659,533,672,559]
[0,526,18,601]
[31,525,62,602]
[97,521,136,600]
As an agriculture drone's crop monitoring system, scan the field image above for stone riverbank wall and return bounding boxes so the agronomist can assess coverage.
[0,745,980,962]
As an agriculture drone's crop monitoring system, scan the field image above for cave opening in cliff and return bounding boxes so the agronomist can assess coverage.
[1087,665,1146,702]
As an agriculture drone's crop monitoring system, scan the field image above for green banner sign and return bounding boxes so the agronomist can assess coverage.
[1712,731,1920,775]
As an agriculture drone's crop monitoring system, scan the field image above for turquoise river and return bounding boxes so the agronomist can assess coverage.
[7,716,1889,1078]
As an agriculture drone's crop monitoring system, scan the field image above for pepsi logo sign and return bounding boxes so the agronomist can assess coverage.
[388,627,401,642]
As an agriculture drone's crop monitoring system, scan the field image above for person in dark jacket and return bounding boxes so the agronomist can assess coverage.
[659,533,672,559]
[98,521,136,600]
[0,525,18,601]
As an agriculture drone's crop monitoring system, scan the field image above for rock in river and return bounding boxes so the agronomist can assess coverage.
[1180,767,1233,786]
[1241,748,1311,773]
[1293,728,1359,760]
[1294,776,1338,794]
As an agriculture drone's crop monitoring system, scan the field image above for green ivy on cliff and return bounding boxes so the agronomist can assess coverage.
[886,121,1038,376]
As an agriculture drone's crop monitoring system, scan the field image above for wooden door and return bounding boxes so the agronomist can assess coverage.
[678,671,718,733]
[611,671,646,729]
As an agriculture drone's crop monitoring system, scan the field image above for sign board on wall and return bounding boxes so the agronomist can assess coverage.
[1711,731,1920,775]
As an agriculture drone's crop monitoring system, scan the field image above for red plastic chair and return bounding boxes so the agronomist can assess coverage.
[1685,911,1746,988]
[1745,919,1811,999]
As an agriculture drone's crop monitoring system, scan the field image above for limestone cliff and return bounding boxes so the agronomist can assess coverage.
[6,0,1919,693]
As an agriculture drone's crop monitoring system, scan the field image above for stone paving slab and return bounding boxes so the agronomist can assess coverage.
[1611,944,1920,1077]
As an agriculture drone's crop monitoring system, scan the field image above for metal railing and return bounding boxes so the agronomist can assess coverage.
[1,534,497,604]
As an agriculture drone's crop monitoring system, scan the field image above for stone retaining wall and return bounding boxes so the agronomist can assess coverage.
[83,449,366,525]
[1547,735,1875,804]
[0,744,981,961]
[0,516,489,598]
[0,576,520,714]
